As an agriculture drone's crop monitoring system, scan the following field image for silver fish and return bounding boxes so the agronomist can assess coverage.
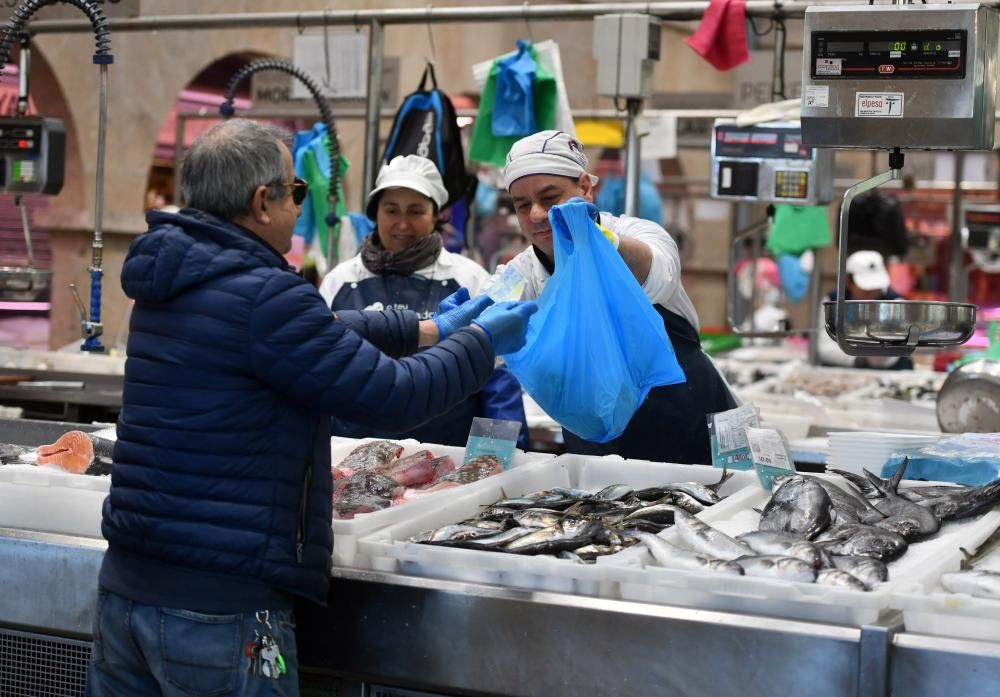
[736,531,826,569]
[941,569,1000,599]
[673,508,754,560]
[513,509,567,529]
[624,504,678,524]
[759,476,833,540]
[815,568,868,591]
[634,532,744,575]
[815,523,908,561]
[794,475,884,525]
[735,555,817,583]
[455,526,537,550]
[634,468,734,505]
[593,484,635,501]
[863,461,940,537]
[831,555,888,589]
[410,524,506,544]
[573,544,621,561]
[557,550,586,564]
[503,518,604,555]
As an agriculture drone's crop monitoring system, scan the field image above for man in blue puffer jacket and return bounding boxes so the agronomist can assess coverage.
[86,119,536,697]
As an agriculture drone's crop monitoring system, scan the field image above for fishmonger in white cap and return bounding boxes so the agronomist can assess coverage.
[492,130,737,466]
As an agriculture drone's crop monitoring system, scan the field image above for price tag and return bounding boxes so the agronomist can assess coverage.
[745,427,795,490]
[708,404,760,470]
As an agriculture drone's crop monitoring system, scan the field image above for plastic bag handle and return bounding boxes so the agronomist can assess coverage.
[418,62,438,91]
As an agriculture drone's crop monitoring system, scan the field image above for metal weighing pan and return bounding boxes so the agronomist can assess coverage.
[823,300,977,348]
[0,266,51,302]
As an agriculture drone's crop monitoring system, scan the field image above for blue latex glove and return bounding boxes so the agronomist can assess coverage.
[472,301,539,355]
[433,291,494,339]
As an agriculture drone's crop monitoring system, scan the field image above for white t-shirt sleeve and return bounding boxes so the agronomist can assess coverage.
[605,214,682,308]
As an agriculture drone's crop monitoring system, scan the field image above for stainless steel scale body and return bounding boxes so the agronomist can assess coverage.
[800,2,994,357]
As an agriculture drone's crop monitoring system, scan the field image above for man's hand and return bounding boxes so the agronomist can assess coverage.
[571,196,620,249]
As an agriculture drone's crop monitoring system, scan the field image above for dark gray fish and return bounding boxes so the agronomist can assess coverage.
[831,555,888,590]
[479,506,519,521]
[863,461,940,536]
[333,471,400,517]
[815,568,868,591]
[624,504,677,524]
[827,468,883,500]
[815,523,908,561]
[792,475,884,525]
[759,476,833,540]
[915,479,1000,522]
[621,520,672,534]
[873,516,923,542]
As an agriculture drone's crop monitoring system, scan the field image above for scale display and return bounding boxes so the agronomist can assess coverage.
[963,208,1000,250]
[812,29,967,80]
[0,117,64,195]
[710,120,833,205]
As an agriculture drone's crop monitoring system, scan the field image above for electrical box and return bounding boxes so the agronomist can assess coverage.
[593,14,661,99]
[800,3,999,150]
[710,120,834,206]
[0,117,65,195]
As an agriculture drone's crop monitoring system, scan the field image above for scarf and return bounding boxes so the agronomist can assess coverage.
[360,231,443,276]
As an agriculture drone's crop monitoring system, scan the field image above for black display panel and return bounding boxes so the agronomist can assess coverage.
[714,125,813,160]
[811,29,967,79]
[965,209,1000,249]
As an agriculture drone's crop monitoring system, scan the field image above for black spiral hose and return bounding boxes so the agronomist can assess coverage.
[219,59,340,228]
[0,0,112,73]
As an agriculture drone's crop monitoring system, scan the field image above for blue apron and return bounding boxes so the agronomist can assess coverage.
[562,306,737,465]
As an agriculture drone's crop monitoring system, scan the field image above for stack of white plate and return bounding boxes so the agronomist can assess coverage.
[826,431,941,475]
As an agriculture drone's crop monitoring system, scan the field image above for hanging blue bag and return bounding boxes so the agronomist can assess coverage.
[492,39,538,137]
[504,199,686,442]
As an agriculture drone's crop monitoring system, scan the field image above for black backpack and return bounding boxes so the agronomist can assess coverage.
[381,63,472,209]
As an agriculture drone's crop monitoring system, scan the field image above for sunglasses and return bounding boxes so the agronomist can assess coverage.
[271,177,309,205]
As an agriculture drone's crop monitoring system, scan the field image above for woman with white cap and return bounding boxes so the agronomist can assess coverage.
[320,155,528,447]
[493,130,736,465]
[818,249,914,370]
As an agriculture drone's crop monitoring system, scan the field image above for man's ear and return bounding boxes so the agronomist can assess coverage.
[249,185,270,223]
[578,173,596,202]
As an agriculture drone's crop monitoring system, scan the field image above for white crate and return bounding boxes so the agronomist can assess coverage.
[598,475,1000,626]
[892,518,1000,642]
[355,454,755,595]
[329,437,553,568]
[0,465,109,538]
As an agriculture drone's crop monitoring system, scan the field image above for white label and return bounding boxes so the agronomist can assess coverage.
[949,50,961,58]
[642,113,678,159]
[746,428,792,470]
[805,85,829,108]
[855,92,904,118]
[721,166,732,189]
[815,58,842,76]
[293,32,368,98]
[713,404,760,454]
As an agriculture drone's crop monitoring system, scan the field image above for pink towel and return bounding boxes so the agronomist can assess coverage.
[685,0,750,71]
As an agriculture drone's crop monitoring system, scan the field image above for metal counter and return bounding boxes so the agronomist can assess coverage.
[0,535,999,696]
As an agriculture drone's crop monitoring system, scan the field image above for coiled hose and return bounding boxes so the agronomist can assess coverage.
[219,59,341,232]
[0,0,111,71]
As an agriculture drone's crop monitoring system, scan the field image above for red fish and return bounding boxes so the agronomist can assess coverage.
[387,450,436,487]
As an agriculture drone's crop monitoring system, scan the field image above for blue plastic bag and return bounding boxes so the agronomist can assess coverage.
[777,253,810,303]
[503,199,686,442]
[881,434,1000,486]
[492,39,538,137]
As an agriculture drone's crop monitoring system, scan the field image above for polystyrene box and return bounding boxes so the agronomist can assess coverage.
[0,465,109,538]
[356,453,755,596]
[329,437,554,568]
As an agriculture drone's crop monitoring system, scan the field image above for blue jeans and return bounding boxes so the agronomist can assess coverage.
[86,588,299,697]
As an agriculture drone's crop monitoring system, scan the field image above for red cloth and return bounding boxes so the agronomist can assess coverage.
[685,0,750,71]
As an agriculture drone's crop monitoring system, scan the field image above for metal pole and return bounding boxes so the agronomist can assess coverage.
[16,34,29,116]
[807,247,822,365]
[25,2,817,34]
[624,98,643,217]
[949,151,965,302]
[362,19,384,203]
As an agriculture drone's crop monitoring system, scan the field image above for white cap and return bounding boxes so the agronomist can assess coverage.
[367,155,449,218]
[501,130,599,190]
[846,250,890,291]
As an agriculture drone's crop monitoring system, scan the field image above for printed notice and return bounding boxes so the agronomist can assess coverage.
[816,58,842,76]
[855,92,904,118]
[805,85,829,108]
[745,427,796,490]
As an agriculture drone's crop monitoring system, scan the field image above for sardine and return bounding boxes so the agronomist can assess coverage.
[624,504,678,524]
[815,569,868,591]
[673,508,754,560]
[449,526,537,550]
[503,518,604,555]
[634,468,733,505]
[635,532,744,575]
[734,555,817,583]
[513,508,567,529]
[759,476,833,540]
[410,524,507,544]
[941,569,1000,599]
[831,555,888,589]
[736,531,826,569]
[815,523,908,561]
[593,484,634,501]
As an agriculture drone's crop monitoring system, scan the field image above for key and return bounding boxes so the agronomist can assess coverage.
[258,634,281,680]
[245,642,261,677]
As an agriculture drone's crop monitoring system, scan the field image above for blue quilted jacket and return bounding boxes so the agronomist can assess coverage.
[98,209,495,610]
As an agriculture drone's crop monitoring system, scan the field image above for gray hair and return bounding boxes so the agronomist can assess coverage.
[181,118,293,221]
